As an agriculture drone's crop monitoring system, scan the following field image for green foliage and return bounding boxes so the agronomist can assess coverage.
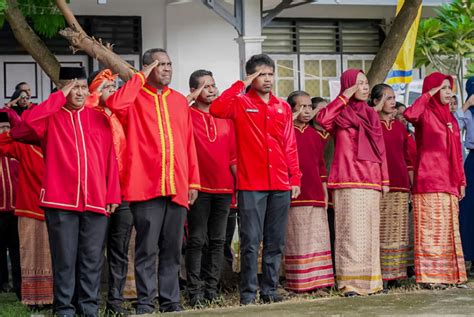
[0,0,68,38]
[415,0,474,97]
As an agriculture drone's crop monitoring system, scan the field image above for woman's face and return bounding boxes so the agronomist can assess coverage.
[439,79,452,105]
[354,72,370,101]
[18,92,30,107]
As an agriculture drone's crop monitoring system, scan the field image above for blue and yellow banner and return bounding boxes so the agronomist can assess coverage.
[386,0,422,84]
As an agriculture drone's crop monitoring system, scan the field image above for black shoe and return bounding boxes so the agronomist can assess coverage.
[159,303,184,313]
[189,294,206,308]
[344,291,359,297]
[260,294,285,304]
[240,298,256,306]
[135,306,155,315]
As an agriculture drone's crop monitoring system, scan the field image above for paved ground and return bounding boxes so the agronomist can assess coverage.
[158,288,474,317]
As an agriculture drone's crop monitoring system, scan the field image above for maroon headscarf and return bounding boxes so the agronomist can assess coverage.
[335,69,385,163]
[422,72,463,187]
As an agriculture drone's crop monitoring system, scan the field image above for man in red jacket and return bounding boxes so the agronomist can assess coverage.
[22,67,121,317]
[210,54,301,305]
[106,49,200,314]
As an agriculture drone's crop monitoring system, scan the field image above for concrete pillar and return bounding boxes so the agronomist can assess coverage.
[235,0,265,79]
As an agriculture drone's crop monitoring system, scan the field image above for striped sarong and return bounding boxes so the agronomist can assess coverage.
[284,206,334,292]
[413,193,466,284]
[334,188,382,295]
[380,192,411,281]
[19,217,53,305]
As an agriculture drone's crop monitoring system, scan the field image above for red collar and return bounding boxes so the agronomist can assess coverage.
[246,88,279,106]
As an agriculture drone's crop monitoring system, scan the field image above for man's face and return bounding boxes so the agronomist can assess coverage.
[99,80,117,103]
[195,75,218,105]
[381,88,397,115]
[66,79,89,110]
[293,95,314,124]
[250,65,274,94]
[147,52,172,87]
[19,84,31,97]
[0,122,10,134]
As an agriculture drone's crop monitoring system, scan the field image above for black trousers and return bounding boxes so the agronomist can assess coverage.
[238,191,290,303]
[45,209,108,317]
[0,212,20,299]
[185,193,231,298]
[106,202,133,310]
[224,208,238,268]
[130,197,186,312]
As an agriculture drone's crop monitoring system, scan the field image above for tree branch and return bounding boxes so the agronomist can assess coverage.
[366,0,422,87]
[5,0,61,85]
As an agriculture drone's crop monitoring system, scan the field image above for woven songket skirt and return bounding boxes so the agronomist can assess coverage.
[413,193,466,284]
[334,188,382,295]
[284,206,334,292]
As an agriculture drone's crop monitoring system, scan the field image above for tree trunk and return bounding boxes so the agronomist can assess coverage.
[366,0,422,87]
[55,0,136,81]
[5,0,61,85]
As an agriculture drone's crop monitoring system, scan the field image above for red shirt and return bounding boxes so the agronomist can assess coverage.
[0,133,44,220]
[316,96,389,191]
[291,125,327,207]
[86,92,127,191]
[210,81,301,190]
[404,93,466,196]
[190,106,236,194]
[381,119,413,192]
[22,91,121,215]
[407,133,417,168]
[0,155,18,213]
[106,73,200,208]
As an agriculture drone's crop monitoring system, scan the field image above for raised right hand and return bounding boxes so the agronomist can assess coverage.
[4,97,20,109]
[342,83,360,100]
[242,70,262,88]
[60,79,77,97]
[141,60,159,78]
[428,83,444,97]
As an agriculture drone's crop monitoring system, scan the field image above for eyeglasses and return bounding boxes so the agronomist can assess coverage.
[20,96,30,100]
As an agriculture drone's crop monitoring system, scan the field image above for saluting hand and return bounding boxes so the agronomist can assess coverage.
[60,79,77,97]
[141,60,159,78]
[428,83,444,97]
[4,96,20,109]
[342,82,360,100]
[186,78,209,104]
[242,70,262,88]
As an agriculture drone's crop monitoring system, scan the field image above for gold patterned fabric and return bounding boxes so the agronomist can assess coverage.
[379,192,411,281]
[284,206,334,292]
[413,193,466,284]
[334,188,382,295]
[19,217,53,305]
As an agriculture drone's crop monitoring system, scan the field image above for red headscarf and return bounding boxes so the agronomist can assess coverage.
[89,69,117,93]
[335,69,385,163]
[422,72,463,188]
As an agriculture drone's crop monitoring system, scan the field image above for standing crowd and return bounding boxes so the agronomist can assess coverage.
[0,49,473,316]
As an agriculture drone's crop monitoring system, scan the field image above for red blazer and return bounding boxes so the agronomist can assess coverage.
[0,133,44,220]
[190,106,236,194]
[291,125,327,207]
[23,91,121,215]
[210,81,301,191]
[381,119,413,192]
[316,96,389,191]
[106,73,200,208]
[404,93,466,196]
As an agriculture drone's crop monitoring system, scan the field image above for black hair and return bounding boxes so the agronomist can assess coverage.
[287,90,310,109]
[311,96,327,106]
[368,83,393,107]
[14,82,28,90]
[88,70,101,87]
[189,69,213,89]
[395,101,406,110]
[245,54,275,75]
[142,48,168,65]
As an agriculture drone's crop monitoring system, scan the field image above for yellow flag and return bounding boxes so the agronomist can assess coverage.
[386,0,422,84]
